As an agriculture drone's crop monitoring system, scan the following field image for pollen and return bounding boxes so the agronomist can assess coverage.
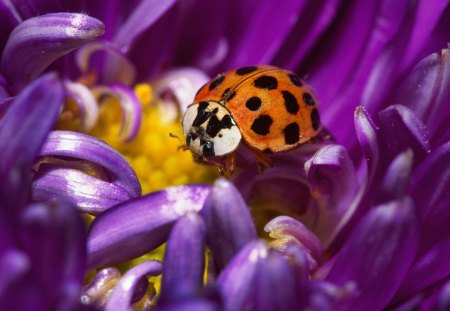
[89,83,218,194]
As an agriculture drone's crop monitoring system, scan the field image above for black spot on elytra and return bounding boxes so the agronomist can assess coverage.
[283,122,300,144]
[192,102,211,127]
[222,88,236,101]
[209,75,225,90]
[282,90,299,114]
[206,114,233,138]
[251,114,273,135]
[303,92,315,106]
[311,108,320,131]
[236,66,258,75]
[253,75,278,90]
[288,73,302,86]
[246,96,262,111]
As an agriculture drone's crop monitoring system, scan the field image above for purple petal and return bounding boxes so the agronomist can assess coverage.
[217,241,267,311]
[104,260,162,311]
[63,80,99,131]
[1,13,104,93]
[0,249,30,296]
[113,0,177,54]
[433,279,450,311]
[160,213,205,304]
[375,149,413,205]
[92,83,142,142]
[378,105,430,161]
[326,197,419,311]
[75,41,136,85]
[304,144,359,247]
[156,299,221,311]
[19,202,86,309]
[81,268,121,309]
[0,73,63,210]
[200,178,257,271]
[265,216,323,271]
[87,185,211,268]
[411,139,450,221]
[32,166,134,214]
[38,130,141,198]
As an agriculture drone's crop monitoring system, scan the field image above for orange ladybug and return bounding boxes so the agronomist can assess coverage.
[182,65,322,176]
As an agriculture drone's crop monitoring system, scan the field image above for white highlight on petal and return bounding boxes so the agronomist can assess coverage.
[64,80,99,131]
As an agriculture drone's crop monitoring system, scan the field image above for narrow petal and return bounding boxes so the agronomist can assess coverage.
[326,197,419,311]
[87,185,210,268]
[113,0,178,53]
[75,41,136,85]
[19,202,86,309]
[38,130,141,198]
[378,105,430,162]
[1,13,104,92]
[200,178,257,271]
[160,213,206,304]
[92,84,142,142]
[81,268,122,309]
[64,81,99,132]
[32,166,134,214]
[104,260,162,311]
[265,216,323,271]
[375,149,413,204]
[0,73,63,210]
[304,144,359,247]
[217,241,268,311]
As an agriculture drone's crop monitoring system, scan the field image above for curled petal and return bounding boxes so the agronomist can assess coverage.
[378,104,430,161]
[304,144,359,247]
[81,268,121,309]
[200,178,257,270]
[39,130,141,198]
[63,81,99,132]
[75,41,136,85]
[104,260,162,311]
[326,197,419,311]
[19,202,87,308]
[113,0,178,53]
[0,74,63,210]
[152,68,210,120]
[32,166,134,214]
[87,185,210,268]
[265,216,323,271]
[376,149,413,204]
[1,13,104,92]
[160,213,205,304]
[92,83,142,142]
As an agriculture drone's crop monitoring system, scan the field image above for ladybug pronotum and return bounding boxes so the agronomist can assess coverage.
[182,65,322,176]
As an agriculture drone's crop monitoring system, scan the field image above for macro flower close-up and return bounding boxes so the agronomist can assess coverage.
[1,0,450,310]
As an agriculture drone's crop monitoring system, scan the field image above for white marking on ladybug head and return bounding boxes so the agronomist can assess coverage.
[182,101,242,159]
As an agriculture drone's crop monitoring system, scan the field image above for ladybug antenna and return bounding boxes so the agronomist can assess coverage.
[169,133,188,151]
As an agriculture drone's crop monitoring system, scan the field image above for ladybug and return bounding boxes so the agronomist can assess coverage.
[182,65,322,176]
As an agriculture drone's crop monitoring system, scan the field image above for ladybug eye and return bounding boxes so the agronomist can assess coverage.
[203,141,215,157]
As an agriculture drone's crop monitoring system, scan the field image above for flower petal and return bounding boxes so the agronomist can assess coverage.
[375,149,413,205]
[19,202,87,309]
[378,104,430,162]
[104,260,162,311]
[1,13,104,92]
[32,166,134,214]
[87,185,210,268]
[92,83,142,142]
[112,0,178,53]
[160,213,205,304]
[200,178,257,271]
[326,197,419,311]
[38,130,141,198]
[81,268,121,309]
[63,80,99,132]
[304,144,359,247]
[433,279,450,311]
[0,73,63,210]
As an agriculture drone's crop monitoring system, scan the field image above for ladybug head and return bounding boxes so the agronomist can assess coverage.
[182,101,242,160]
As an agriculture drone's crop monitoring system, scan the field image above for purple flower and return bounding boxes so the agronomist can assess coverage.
[1,1,450,311]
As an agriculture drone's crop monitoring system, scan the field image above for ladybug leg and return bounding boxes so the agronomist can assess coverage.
[252,149,273,174]
[223,152,236,177]
[312,127,335,143]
